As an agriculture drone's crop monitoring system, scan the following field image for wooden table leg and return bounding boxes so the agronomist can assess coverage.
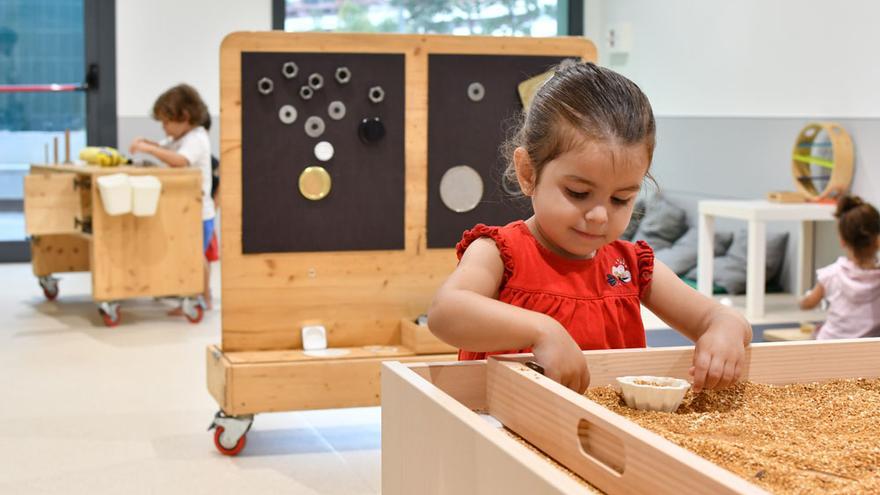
[745,220,766,319]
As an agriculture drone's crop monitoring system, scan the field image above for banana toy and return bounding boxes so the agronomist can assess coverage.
[79,146,131,167]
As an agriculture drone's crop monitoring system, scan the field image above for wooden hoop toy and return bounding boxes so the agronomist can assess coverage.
[791,122,853,200]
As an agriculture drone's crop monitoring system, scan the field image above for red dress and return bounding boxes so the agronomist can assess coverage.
[455,220,654,360]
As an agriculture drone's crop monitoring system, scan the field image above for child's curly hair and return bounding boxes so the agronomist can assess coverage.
[836,195,880,262]
[152,84,210,129]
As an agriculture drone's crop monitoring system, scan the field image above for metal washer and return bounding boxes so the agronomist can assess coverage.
[467,82,485,102]
[278,104,298,124]
[327,101,346,120]
[304,116,326,138]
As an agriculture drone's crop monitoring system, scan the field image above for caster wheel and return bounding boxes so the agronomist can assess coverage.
[98,302,121,327]
[43,285,59,301]
[38,276,59,301]
[100,310,121,327]
[185,304,204,324]
[213,426,247,456]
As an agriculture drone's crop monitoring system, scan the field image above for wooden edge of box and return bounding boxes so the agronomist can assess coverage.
[486,359,765,495]
[206,345,456,415]
[381,361,596,494]
[206,345,230,410]
[399,317,459,354]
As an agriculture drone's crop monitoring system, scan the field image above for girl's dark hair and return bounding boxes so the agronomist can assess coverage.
[502,60,656,192]
[835,195,880,261]
[152,83,210,129]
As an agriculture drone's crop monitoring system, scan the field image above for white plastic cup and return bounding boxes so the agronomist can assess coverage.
[96,173,132,216]
[130,175,162,217]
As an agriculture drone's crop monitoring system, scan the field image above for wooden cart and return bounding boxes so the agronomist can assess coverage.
[24,164,205,326]
[382,338,880,494]
[205,32,596,455]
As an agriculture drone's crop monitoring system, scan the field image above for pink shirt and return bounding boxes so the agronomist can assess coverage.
[815,256,880,340]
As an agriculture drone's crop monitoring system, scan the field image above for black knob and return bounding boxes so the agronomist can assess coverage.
[359,117,385,144]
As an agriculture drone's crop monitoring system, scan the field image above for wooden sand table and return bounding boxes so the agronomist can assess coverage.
[587,379,880,494]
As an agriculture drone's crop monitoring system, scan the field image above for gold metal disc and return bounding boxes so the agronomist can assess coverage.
[299,166,332,200]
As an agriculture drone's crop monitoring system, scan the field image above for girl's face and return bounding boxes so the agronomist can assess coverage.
[161,117,192,140]
[515,140,650,259]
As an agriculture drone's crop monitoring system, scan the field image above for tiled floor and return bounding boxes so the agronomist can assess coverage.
[0,262,381,494]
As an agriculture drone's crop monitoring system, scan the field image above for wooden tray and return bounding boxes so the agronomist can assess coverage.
[382,339,880,494]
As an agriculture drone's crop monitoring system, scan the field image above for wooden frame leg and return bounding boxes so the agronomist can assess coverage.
[796,220,814,296]
[745,220,766,319]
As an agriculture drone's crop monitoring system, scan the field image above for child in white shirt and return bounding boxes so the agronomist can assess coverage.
[800,195,880,339]
[130,83,216,312]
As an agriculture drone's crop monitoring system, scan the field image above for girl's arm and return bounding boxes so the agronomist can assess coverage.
[130,141,189,168]
[428,237,590,393]
[799,282,824,310]
[642,261,752,393]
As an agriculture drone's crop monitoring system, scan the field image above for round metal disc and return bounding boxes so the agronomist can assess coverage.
[278,104,297,124]
[299,166,332,201]
[304,116,326,138]
[439,165,483,213]
[314,141,334,162]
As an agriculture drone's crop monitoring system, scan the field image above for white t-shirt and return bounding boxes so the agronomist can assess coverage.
[164,126,215,220]
[815,256,880,339]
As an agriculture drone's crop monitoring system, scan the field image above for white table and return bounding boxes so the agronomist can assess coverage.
[697,200,836,319]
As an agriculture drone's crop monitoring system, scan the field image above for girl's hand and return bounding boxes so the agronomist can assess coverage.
[531,316,590,393]
[689,324,747,393]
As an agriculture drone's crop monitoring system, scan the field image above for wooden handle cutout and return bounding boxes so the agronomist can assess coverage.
[577,417,626,477]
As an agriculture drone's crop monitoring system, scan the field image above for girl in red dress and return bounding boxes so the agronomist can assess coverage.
[428,61,751,394]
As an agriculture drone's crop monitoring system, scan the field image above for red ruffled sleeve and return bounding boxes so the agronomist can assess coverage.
[634,240,654,298]
[455,224,515,286]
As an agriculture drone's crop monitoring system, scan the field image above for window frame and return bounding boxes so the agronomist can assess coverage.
[273,0,584,36]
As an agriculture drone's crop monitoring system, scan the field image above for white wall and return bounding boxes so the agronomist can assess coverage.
[587,0,880,118]
[116,0,271,119]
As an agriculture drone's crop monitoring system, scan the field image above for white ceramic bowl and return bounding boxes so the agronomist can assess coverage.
[615,376,691,413]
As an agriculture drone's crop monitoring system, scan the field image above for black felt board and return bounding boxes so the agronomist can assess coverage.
[241,52,405,253]
[426,54,574,248]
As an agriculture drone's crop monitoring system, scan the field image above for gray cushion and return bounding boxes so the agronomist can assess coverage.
[631,195,688,250]
[621,199,646,241]
[655,227,734,276]
[685,229,789,294]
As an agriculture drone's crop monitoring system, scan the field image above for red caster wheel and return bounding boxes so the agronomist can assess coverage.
[213,426,247,456]
[43,285,59,301]
[98,302,121,327]
[185,304,204,324]
[100,310,121,327]
[38,276,59,301]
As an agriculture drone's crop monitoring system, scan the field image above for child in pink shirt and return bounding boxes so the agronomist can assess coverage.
[800,195,880,339]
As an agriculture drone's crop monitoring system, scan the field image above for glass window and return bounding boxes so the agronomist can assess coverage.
[0,0,87,243]
[283,0,564,36]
